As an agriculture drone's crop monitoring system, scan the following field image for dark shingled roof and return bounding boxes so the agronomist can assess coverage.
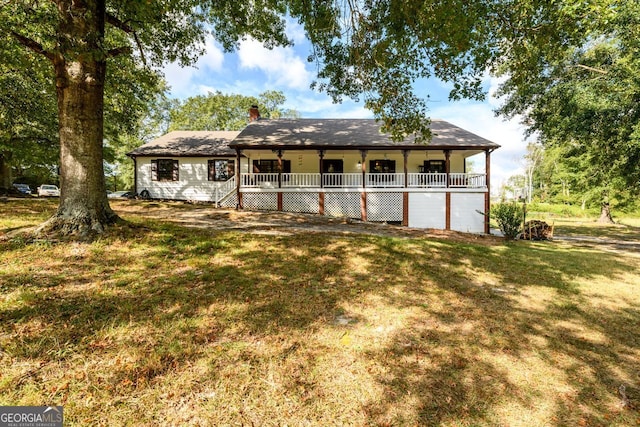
[127,120,500,157]
[229,119,500,150]
[127,131,241,157]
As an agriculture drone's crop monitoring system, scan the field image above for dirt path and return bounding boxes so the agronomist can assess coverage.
[113,201,503,245]
[553,235,640,255]
[109,201,640,255]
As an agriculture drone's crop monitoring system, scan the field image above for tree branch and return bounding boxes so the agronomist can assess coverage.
[106,46,133,58]
[132,32,147,66]
[105,12,134,33]
[10,31,55,61]
[575,63,608,74]
[105,12,146,66]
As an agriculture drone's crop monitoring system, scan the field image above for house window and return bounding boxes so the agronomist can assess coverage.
[252,159,291,173]
[208,159,235,181]
[369,159,396,173]
[151,159,179,181]
[322,159,344,173]
[424,160,445,173]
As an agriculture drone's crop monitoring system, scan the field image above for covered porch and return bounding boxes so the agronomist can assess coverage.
[226,118,499,233]
[235,148,491,190]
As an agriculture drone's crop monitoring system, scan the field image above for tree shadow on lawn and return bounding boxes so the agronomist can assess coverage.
[362,239,640,425]
[556,222,640,240]
[0,226,638,425]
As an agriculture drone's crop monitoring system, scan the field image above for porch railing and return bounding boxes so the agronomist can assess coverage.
[215,175,236,201]
[407,173,447,188]
[323,173,362,187]
[449,173,486,188]
[367,173,405,187]
[240,172,486,189]
[282,173,320,187]
[241,173,279,188]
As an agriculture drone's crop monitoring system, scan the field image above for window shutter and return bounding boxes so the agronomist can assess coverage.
[172,160,179,181]
[151,160,158,181]
[228,160,235,178]
[208,160,215,181]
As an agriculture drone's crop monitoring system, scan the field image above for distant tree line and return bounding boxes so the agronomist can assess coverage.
[1,78,297,194]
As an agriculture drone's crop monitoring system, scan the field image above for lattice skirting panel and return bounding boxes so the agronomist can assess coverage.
[324,193,362,219]
[218,193,238,208]
[283,193,320,214]
[242,193,278,210]
[367,192,403,222]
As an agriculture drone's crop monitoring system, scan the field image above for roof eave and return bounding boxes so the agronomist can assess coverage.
[229,143,500,151]
[125,152,242,158]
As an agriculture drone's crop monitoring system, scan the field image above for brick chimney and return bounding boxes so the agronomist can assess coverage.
[248,105,261,122]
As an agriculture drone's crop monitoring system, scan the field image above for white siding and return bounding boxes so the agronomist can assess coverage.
[450,193,485,233]
[408,193,446,229]
[136,157,236,202]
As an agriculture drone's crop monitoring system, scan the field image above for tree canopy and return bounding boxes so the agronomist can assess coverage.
[3,0,638,233]
[0,24,166,193]
[495,0,640,220]
[2,0,294,235]
[168,90,299,131]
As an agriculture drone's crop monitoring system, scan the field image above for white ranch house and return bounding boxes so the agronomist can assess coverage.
[128,116,499,233]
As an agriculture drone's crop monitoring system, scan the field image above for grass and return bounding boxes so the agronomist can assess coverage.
[553,218,640,240]
[519,202,640,240]
[1,199,639,426]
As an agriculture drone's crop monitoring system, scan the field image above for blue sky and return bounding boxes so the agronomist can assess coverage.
[162,21,531,190]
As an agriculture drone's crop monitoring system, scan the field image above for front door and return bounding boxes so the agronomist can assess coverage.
[323,159,343,186]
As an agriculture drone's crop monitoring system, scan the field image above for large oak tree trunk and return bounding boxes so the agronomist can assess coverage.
[37,0,118,236]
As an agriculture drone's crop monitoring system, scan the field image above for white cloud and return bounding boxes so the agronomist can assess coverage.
[237,38,312,90]
[198,37,225,72]
[285,18,307,45]
[430,100,531,189]
[486,74,510,109]
[162,62,198,97]
[284,93,373,118]
[162,36,225,98]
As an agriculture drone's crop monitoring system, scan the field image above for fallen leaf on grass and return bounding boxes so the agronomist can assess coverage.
[340,332,352,346]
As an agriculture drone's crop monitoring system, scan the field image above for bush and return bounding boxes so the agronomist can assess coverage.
[491,202,524,239]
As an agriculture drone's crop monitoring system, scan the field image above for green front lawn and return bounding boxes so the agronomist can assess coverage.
[1,199,639,426]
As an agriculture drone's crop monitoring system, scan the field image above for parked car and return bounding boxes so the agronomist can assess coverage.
[37,184,60,197]
[12,183,32,195]
[107,190,134,199]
